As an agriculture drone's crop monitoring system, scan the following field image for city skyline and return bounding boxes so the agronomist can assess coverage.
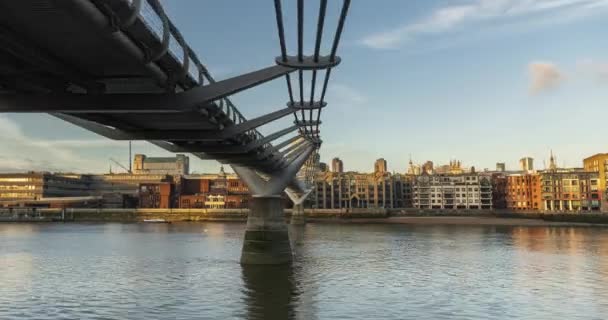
[4,2,608,318]
[2,0,608,173]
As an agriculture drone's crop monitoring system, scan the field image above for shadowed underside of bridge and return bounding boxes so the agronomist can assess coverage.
[0,0,350,264]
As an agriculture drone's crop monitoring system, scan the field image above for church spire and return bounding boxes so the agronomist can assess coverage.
[549,150,557,171]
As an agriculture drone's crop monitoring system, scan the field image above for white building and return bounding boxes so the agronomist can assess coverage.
[412,173,492,209]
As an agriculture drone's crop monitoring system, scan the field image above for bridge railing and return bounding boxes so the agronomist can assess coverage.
[134,0,250,128]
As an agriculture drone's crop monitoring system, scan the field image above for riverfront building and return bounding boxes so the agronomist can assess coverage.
[138,182,174,209]
[179,168,250,209]
[538,169,600,211]
[312,171,412,209]
[583,153,608,210]
[491,173,508,209]
[505,173,541,211]
[89,173,173,196]
[0,172,142,208]
[411,173,493,209]
[0,172,91,201]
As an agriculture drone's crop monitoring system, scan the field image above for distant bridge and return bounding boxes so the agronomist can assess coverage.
[0,0,350,264]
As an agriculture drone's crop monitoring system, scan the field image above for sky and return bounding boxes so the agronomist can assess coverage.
[2,0,608,174]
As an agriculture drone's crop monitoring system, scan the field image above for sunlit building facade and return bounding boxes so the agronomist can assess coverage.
[179,168,250,209]
[539,169,600,211]
[412,173,493,209]
[133,154,189,176]
[312,171,412,209]
[583,153,608,210]
[0,172,91,201]
[519,157,534,172]
[505,173,541,210]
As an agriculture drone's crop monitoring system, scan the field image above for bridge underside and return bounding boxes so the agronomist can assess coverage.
[0,0,350,264]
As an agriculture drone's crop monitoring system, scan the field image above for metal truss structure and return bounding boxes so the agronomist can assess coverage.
[0,0,350,202]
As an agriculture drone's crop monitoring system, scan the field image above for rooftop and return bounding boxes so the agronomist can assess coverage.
[143,157,186,163]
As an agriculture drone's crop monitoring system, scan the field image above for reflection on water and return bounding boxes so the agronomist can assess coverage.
[1,222,608,319]
[241,265,296,320]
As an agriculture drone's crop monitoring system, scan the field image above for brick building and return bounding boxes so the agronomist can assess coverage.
[179,168,250,209]
[505,173,541,211]
[138,182,174,208]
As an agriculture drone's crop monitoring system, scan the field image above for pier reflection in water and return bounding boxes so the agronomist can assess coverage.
[1,222,608,319]
[241,265,297,320]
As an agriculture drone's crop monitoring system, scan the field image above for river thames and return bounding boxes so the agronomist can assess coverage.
[1,222,608,319]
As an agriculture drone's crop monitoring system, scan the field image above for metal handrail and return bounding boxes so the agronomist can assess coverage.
[124,0,276,150]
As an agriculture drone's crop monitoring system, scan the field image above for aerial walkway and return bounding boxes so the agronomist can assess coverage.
[0,0,350,264]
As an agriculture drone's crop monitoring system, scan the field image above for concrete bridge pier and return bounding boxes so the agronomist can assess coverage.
[290,203,306,225]
[232,145,315,265]
[241,195,292,265]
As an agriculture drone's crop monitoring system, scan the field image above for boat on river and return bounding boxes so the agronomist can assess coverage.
[142,219,171,224]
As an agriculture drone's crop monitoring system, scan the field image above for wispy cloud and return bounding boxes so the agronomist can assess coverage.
[576,58,608,81]
[360,0,608,49]
[528,61,562,94]
[0,116,117,172]
[327,84,367,108]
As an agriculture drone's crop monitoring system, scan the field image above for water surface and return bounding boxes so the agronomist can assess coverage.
[1,222,608,319]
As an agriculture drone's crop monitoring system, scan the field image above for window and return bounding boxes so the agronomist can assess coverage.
[0,178,31,182]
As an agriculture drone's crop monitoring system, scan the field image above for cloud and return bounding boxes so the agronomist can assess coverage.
[576,59,608,81]
[528,61,562,94]
[0,115,114,172]
[327,84,367,107]
[360,0,608,49]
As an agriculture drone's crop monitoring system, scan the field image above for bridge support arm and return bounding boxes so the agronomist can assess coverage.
[0,65,294,113]
[285,187,312,225]
[232,145,314,265]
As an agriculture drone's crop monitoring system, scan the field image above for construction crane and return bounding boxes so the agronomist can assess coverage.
[109,158,131,174]
[109,141,133,174]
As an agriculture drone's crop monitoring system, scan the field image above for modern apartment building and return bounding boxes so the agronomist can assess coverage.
[539,169,600,211]
[0,172,91,201]
[583,153,608,210]
[412,173,493,209]
[313,171,411,209]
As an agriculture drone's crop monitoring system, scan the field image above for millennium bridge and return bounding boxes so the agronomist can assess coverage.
[0,0,351,264]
